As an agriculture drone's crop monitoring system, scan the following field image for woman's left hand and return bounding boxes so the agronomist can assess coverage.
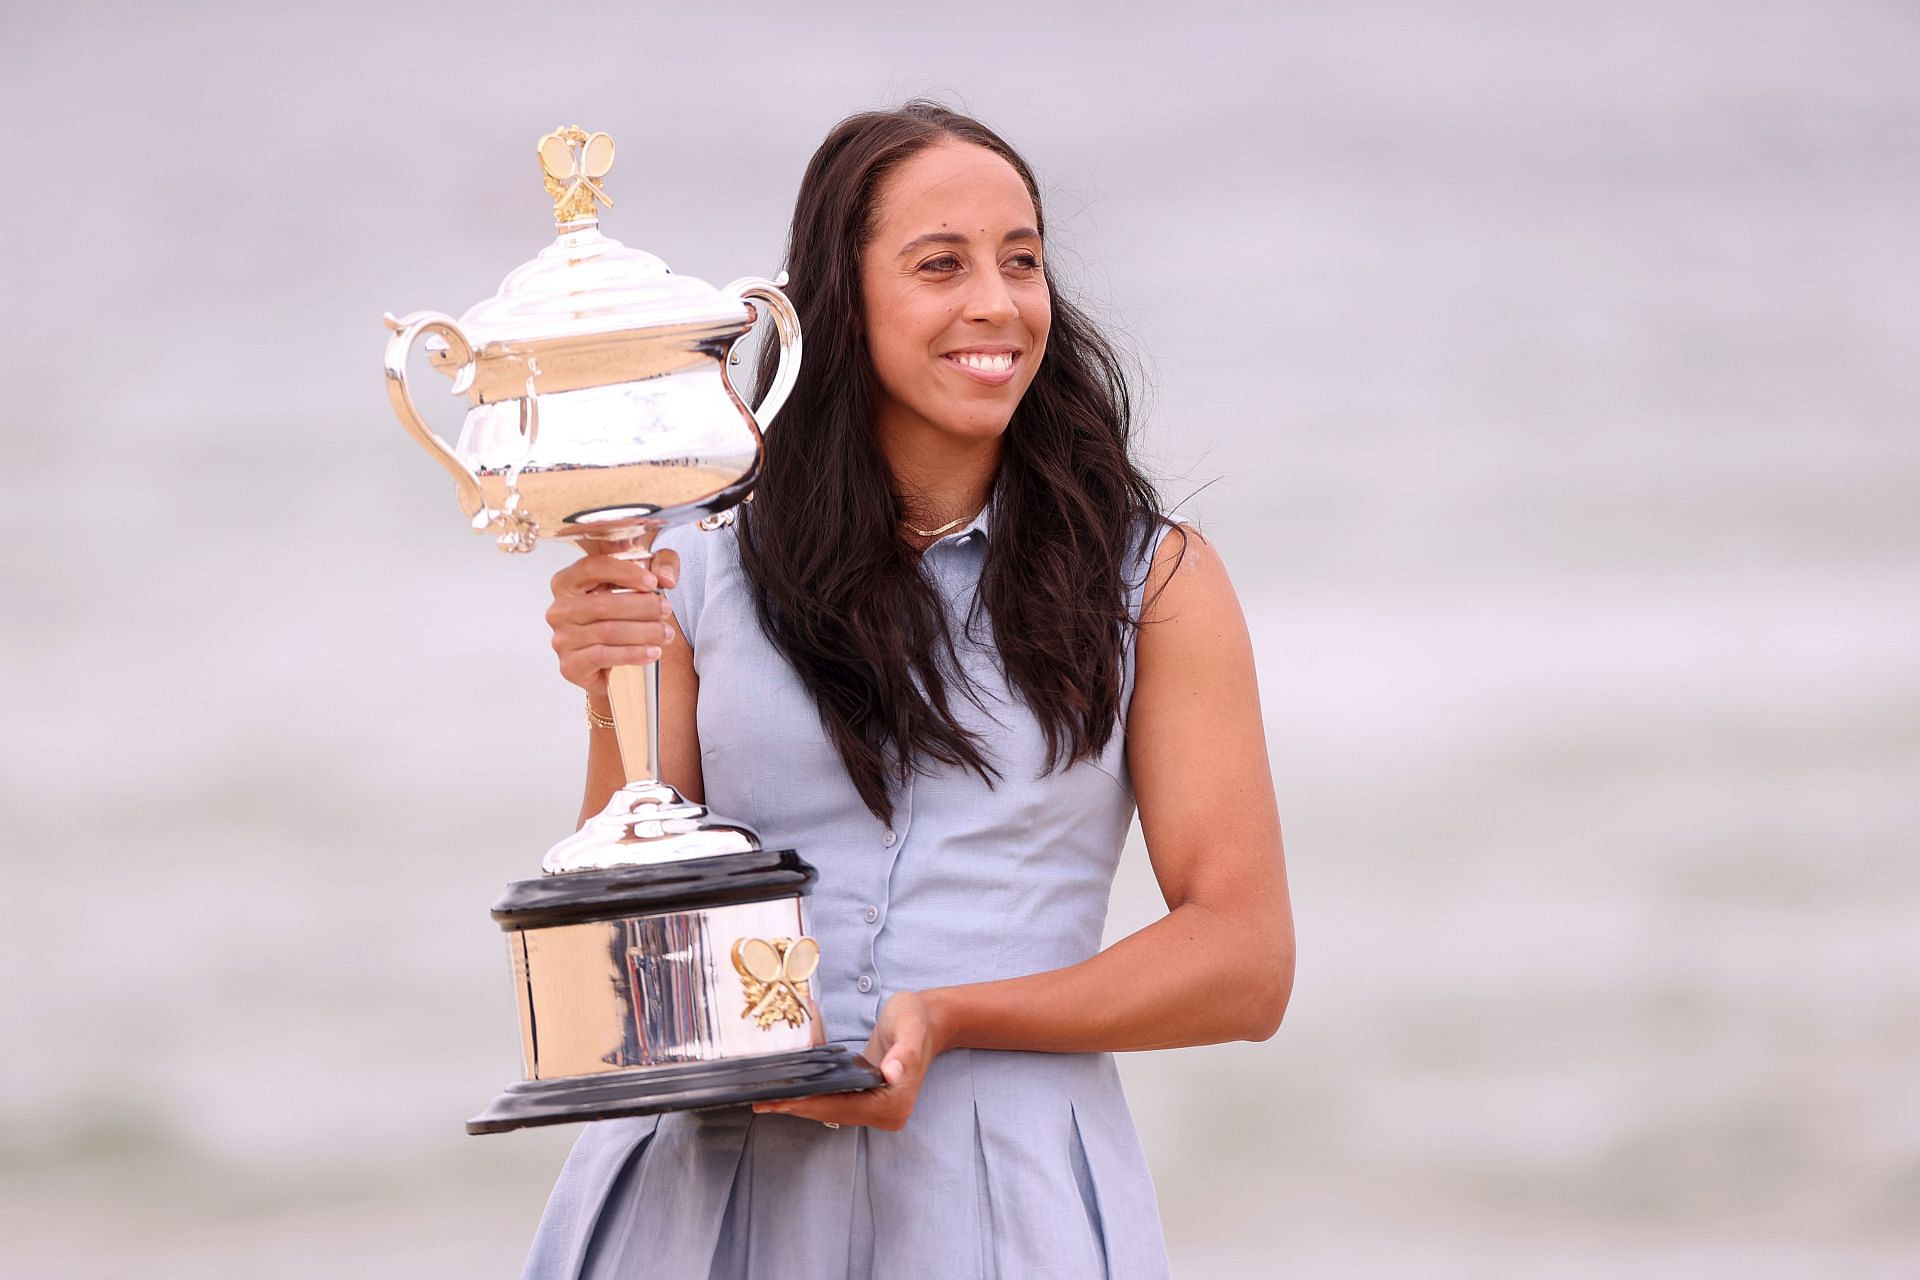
[751,990,939,1131]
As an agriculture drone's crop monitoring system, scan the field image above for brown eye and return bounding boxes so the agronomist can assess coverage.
[921,254,963,273]
[1007,251,1042,272]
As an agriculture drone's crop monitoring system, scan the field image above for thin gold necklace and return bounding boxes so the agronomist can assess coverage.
[902,508,980,539]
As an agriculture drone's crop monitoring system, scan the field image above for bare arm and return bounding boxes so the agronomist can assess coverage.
[759,525,1295,1129]
[923,525,1295,1052]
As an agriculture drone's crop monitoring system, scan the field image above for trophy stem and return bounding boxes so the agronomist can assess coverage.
[607,658,661,786]
[584,536,665,786]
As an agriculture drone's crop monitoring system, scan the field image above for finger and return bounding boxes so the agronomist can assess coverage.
[553,554,658,596]
[754,1086,904,1130]
[553,621,675,653]
[652,548,681,590]
[553,553,636,594]
[590,558,661,594]
[549,591,672,627]
[756,1074,895,1111]
[560,644,663,683]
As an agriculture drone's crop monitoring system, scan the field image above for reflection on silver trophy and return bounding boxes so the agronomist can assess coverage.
[383,125,881,1134]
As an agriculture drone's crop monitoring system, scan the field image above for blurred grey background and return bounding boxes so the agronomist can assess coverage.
[3,0,1916,1275]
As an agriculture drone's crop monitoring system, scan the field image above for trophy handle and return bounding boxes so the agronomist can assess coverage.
[382,310,486,515]
[721,273,803,433]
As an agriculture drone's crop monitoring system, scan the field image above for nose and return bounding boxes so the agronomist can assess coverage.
[964,265,1018,326]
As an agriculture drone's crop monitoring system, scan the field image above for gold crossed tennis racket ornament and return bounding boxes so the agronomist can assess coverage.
[731,936,821,1030]
[538,126,616,225]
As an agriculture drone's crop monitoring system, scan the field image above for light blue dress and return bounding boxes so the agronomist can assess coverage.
[521,503,1177,1280]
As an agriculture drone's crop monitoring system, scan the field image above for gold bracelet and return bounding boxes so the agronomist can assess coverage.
[585,696,617,731]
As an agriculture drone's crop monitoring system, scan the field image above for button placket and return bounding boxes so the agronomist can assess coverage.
[862,775,914,1016]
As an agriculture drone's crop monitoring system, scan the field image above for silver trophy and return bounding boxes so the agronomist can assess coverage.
[383,126,881,1134]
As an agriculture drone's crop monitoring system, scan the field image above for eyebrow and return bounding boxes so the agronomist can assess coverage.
[896,227,1042,257]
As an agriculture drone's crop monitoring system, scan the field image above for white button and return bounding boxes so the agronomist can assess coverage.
[857,975,874,993]
[883,829,897,847]
[864,906,879,923]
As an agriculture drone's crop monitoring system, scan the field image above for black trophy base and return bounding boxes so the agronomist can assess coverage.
[468,1045,885,1135]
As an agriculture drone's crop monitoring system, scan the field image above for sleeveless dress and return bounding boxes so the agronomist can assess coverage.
[520,503,1178,1280]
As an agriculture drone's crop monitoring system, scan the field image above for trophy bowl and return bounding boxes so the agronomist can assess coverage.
[382,126,882,1134]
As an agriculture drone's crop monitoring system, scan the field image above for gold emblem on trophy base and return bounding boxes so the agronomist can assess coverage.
[731,936,821,1030]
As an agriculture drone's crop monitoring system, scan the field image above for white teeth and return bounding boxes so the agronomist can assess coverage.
[951,352,1014,374]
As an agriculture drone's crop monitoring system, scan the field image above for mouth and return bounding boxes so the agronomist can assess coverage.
[941,348,1022,386]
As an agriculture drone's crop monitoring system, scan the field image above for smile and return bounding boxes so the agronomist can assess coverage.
[942,350,1021,385]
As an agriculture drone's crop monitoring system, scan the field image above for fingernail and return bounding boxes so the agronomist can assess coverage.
[642,646,662,661]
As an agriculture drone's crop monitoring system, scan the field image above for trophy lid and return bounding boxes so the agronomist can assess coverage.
[456,126,753,345]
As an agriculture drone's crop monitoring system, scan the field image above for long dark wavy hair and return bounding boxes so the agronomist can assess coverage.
[738,101,1171,823]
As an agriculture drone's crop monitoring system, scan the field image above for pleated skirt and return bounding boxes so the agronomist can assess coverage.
[519,1045,1170,1279]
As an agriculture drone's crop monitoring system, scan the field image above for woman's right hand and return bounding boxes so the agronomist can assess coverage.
[546,548,682,697]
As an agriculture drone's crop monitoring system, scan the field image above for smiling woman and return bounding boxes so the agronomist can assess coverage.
[531,101,1294,1280]
[861,149,1050,443]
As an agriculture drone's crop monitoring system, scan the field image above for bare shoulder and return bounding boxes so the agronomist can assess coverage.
[1139,521,1246,634]
[1130,522,1256,730]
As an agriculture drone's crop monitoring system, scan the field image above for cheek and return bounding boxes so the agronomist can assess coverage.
[870,293,953,380]
[1030,301,1052,350]
[864,325,922,409]
[1022,289,1053,359]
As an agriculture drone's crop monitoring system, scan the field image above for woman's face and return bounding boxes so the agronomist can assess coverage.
[860,140,1051,450]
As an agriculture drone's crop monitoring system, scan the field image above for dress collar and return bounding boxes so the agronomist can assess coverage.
[929,493,994,550]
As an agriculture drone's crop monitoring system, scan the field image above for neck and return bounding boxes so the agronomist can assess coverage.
[877,415,1002,533]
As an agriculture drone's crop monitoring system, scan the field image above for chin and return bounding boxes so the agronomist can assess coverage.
[923,384,1032,443]
[929,413,1015,444]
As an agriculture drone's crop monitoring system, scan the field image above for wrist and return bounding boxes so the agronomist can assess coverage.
[920,986,965,1056]
[585,691,615,730]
